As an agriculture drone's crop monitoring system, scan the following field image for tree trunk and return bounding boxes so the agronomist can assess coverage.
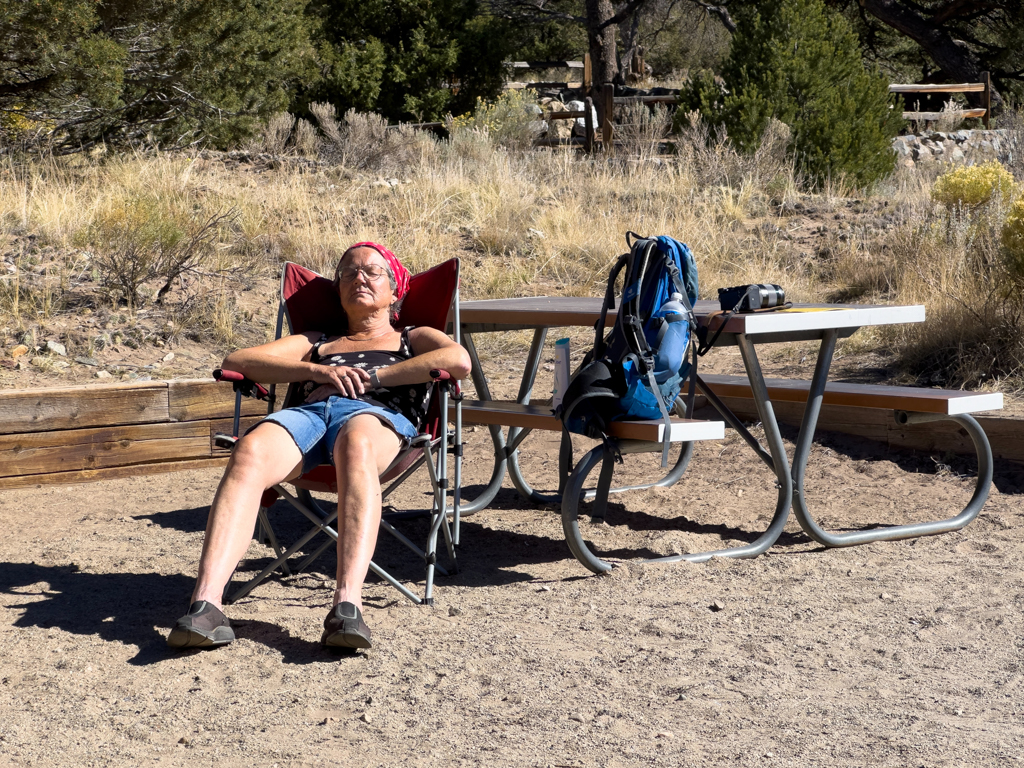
[585,0,619,91]
[859,0,1002,110]
[617,11,641,86]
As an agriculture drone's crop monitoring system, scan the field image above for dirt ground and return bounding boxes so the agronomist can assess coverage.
[2,347,1023,768]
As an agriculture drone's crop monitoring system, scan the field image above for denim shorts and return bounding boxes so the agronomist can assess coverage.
[251,396,419,474]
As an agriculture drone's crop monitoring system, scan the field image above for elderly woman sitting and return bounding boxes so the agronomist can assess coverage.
[167,242,471,651]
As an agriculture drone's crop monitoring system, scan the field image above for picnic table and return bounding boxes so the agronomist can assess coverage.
[455,297,1002,572]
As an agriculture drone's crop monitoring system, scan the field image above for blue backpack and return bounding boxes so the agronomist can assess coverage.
[557,233,698,466]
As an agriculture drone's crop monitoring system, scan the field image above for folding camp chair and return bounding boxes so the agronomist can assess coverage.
[211,258,464,606]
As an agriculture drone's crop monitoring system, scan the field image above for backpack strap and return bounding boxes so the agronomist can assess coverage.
[595,253,629,359]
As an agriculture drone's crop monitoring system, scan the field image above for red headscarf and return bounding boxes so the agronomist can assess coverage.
[346,241,411,300]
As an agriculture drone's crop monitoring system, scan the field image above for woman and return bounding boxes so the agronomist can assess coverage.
[167,242,471,651]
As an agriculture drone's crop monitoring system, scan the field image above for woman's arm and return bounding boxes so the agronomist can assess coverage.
[222,332,373,397]
[373,327,472,389]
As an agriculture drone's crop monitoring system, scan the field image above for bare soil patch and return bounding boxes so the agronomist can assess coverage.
[2,365,1023,766]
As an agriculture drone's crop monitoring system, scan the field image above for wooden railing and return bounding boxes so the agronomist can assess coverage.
[505,56,592,91]
[890,72,991,129]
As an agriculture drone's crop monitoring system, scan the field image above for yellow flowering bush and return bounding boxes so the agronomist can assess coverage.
[1003,196,1024,279]
[931,160,1016,210]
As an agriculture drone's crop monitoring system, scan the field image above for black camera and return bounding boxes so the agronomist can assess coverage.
[718,284,787,312]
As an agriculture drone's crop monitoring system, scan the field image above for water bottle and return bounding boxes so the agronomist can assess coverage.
[552,337,571,410]
[649,293,691,384]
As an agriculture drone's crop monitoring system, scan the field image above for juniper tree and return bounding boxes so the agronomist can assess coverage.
[677,0,904,186]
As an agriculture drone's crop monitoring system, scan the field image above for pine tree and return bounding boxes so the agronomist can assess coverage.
[300,0,513,123]
[1,0,314,151]
[677,0,904,186]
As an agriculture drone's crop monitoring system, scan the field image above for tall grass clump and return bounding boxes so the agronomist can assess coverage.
[310,103,438,172]
[880,161,1024,387]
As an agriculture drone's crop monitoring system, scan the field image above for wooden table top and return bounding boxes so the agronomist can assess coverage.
[459,296,924,338]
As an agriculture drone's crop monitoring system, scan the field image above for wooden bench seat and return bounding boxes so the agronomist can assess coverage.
[455,400,724,443]
[700,374,1003,415]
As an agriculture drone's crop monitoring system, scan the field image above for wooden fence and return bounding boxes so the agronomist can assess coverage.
[0,379,267,490]
[890,73,991,128]
[0,379,1020,491]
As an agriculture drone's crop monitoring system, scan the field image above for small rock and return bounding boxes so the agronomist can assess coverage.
[710,600,726,612]
[360,712,372,723]
[538,585,551,592]
[880,592,892,600]
[162,352,175,363]
[95,370,113,379]
[656,731,674,739]
[736,489,744,497]
[319,717,335,726]
[448,606,462,616]
[10,344,29,358]
[177,737,190,745]
[46,340,67,356]
[74,356,99,366]
[569,713,587,723]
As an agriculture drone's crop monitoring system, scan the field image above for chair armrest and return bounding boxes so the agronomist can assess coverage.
[213,368,272,401]
[430,368,462,398]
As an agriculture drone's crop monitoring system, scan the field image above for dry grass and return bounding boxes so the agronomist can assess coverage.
[2,111,1023,391]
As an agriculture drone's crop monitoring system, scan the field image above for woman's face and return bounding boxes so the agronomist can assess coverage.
[336,246,395,316]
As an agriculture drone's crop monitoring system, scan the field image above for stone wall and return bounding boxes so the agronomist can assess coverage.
[893,129,1019,169]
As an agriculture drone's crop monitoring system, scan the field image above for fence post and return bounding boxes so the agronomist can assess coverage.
[601,83,615,152]
[584,96,595,153]
[584,53,592,90]
[982,71,991,129]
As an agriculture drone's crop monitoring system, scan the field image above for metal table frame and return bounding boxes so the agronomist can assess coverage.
[456,298,993,570]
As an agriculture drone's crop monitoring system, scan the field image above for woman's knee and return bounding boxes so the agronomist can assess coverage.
[229,428,287,481]
[333,426,377,468]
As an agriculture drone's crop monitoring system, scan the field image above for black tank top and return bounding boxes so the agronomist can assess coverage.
[301,326,429,429]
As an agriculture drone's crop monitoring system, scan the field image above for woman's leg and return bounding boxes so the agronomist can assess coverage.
[331,414,403,609]
[191,422,303,607]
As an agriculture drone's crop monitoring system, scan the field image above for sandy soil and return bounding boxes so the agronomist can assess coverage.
[2,356,1023,767]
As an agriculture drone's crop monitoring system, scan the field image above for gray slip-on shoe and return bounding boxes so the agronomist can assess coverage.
[167,601,235,649]
[321,602,372,650]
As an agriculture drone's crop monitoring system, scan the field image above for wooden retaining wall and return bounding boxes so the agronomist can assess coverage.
[0,380,269,490]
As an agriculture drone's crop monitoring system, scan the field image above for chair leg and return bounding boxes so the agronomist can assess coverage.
[256,506,291,576]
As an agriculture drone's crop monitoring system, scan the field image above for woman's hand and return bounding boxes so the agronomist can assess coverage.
[309,365,371,399]
[304,384,341,403]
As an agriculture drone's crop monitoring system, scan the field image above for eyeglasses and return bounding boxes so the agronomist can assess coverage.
[337,265,389,282]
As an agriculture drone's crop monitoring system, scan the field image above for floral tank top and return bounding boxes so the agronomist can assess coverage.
[301,326,430,430]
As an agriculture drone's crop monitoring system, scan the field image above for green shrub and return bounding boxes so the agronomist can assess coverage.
[676,0,903,186]
[448,91,543,152]
[84,195,232,308]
